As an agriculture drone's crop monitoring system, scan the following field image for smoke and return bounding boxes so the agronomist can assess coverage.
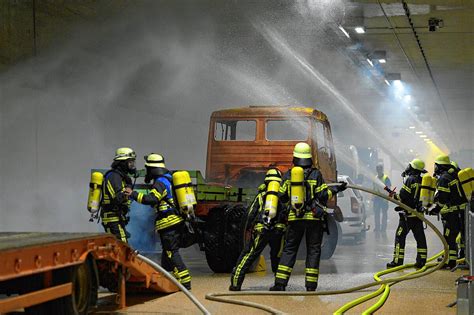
[0,0,420,232]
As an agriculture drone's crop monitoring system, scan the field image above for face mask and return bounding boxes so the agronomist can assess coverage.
[127,159,137,174]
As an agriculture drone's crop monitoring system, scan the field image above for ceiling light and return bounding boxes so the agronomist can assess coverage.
[424,138,431,142]
[366,58,374,67]
[338,25,350,38]
[420,135,427,138]
[409,126,415,129]
[378,59,386,63]
[384,79,391,86]
[415,131,423,134]
[355,27,365,34]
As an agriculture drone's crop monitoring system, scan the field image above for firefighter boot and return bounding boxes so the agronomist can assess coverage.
[269,284,286,291]
[386,261,403,269]
[229,285,241,291]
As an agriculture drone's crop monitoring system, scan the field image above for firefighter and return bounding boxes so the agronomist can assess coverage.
[450,160,467,260]
[129,153,191,289]
[270,143,347,291]
[386,159,427,269]
[229,168,286,291]
[429,155,467,269]
[100,147,136,243]
[373,163,391,232]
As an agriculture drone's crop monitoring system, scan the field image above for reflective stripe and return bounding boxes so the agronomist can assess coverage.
[107,181,116,198]
[314,183,328,193]
[402,185,412,193]
[137,192,144,203]
[305,268,319,274]
[156,215,183,231]
[278,265,292,272]
[305,276,318,282]
[232,234,261,287]
[276,272,289,279]
[438,186,450,193]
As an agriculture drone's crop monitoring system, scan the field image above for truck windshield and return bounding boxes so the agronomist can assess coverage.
[266,119,309,141]
[214,120,256,141]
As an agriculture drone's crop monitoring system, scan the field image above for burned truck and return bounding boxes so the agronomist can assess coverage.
[108,106,341,273]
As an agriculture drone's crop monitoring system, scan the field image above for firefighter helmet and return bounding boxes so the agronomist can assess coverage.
[293,142,312,167]
[410,159,427,173]
[145,153,166,168]
[114,147,136,161]
[434,155,450,165]
[265,168,282,183]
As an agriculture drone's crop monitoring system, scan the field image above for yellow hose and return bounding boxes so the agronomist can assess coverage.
[205,184,449,314]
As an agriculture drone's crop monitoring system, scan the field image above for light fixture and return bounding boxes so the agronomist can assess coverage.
[355,27,365,34]
[415,131,423,134]
[384,79,391,86]
[370,51,387,64]
[385,73,401,81]
[366,58,374,67]
[424,138,431,142]
[420,135,427,138]
[409,126,415,129]
[338,25,350,38]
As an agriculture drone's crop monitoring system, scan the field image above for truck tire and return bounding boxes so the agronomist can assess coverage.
[25,258,95,315]
[204,204,246,273]
[321,215,340,260]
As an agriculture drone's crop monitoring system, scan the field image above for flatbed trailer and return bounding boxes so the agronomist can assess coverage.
[0,232,178,314]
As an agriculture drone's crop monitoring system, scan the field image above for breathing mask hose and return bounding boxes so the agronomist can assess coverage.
[205,184,449,315]
[137,254,211,315]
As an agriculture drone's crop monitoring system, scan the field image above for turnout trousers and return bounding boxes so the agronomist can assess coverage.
[274,220,324,290]
[230,228,285,288]
[392,214,427,266]
[159,223,191,288]
[101,211,128,243]
[442,211,463,268]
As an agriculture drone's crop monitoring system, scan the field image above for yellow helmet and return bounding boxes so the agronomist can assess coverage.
[145,153,166,168]
[434,155,450,165]
[265,168,282,183]
[293,142,313,167]
[114,147,136,161]
[410,158,427,173]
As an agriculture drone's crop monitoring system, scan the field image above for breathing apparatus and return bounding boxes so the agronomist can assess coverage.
[262,169,282,225]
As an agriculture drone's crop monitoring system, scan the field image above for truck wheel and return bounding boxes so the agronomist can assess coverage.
[321,215,340,260]
[204,204,246,273]
[49,258,94,314]
[25,258,95,315]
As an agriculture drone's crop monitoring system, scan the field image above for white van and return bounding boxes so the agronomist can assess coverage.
[337,175,367,241]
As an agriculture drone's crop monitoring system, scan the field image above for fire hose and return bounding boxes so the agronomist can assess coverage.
[137,254,211,315]
[205,184,449,314]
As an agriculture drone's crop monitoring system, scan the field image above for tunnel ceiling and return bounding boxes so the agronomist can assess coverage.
[0,0,472,162]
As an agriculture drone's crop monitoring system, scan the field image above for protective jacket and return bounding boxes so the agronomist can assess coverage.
[131,172,184,231]
[435,169,467,214]
[101,168,132,224]
[397,173,422,216]
[279,167,333,221]
[250,184,287,232]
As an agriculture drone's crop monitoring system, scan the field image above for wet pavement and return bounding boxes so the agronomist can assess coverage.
[94,213,461,314]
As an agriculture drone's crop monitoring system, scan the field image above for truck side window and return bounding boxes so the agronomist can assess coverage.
[214,120,256,141]
[266,119,309,141]
[313,121,332,159]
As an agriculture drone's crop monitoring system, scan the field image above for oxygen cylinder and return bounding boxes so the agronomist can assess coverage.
[172,171,197,214]
[264,181,280,222]
[291,166,305,217]
[87,172,104,213]
[420,175,435,207]
[458,168,474,200]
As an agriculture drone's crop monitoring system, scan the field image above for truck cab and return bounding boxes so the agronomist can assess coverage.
[206,105,337,189]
